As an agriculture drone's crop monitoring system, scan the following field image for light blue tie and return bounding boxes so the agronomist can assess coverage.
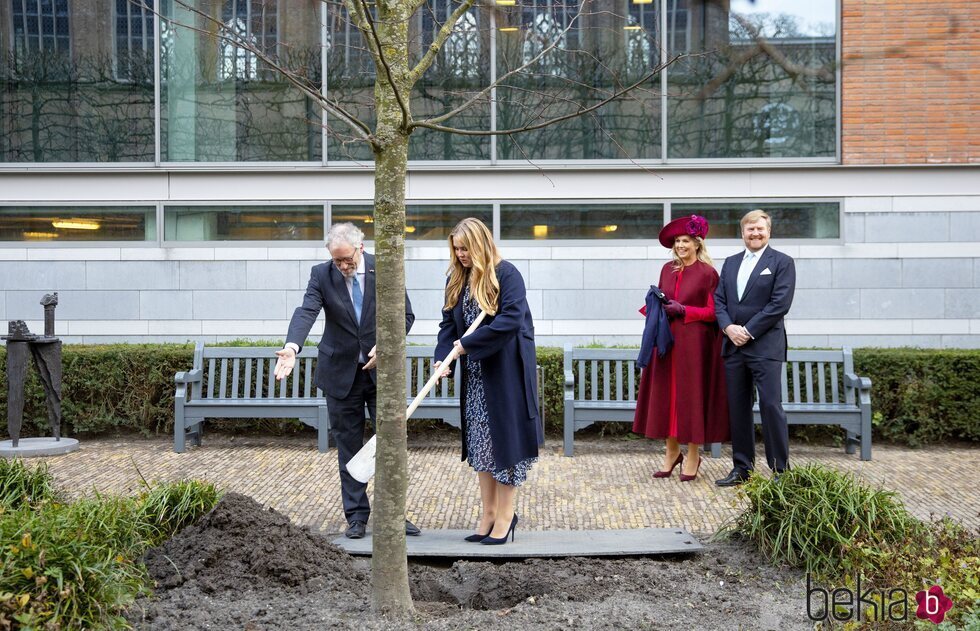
[351,275,363,324]
[737,252,754,300]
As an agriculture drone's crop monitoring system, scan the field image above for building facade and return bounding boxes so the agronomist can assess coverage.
[1,0,978,347]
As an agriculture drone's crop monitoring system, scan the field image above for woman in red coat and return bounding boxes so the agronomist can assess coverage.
[633,215,729,481]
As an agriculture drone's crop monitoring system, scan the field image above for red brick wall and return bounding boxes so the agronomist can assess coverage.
[841,0,980,164]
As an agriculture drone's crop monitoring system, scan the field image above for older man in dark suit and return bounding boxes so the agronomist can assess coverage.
[714,210,796,486]
[274,222,420,538]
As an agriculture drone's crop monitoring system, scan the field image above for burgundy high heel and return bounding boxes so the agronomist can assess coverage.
[680,457,702,482]
[653,453,683,478]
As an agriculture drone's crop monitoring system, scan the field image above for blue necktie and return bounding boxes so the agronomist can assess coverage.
[351,275,363,324]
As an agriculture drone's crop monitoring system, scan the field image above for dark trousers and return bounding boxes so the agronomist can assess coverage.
[326,366,376,524]
[724,352,789,473]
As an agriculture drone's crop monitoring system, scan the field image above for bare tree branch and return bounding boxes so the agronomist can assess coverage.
[150,0,376,144]
[408,0,476,84]
[412,62,667,137]
[418,2,588,127]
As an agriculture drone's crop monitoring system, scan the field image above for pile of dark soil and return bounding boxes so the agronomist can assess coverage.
[129,493,810,630]
[142,493,364,595]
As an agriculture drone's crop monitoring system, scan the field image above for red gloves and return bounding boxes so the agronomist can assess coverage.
[664,300,686,319]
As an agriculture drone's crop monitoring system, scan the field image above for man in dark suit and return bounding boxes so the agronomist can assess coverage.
[274,223,420,538]
[714,210,796,486]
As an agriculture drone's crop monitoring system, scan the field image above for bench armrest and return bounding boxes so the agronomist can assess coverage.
[843,372,871,392]
[563,369,574,399]
[175,369,203,384]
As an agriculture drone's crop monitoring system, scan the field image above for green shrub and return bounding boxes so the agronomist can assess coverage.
[854,348,980,446]
[135,480,222,546]
[0,458,58,509]
[726,464,923,577]
[727,464,980,627]
[0,463,221,630]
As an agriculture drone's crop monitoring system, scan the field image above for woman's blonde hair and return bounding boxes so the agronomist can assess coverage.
[444,218,501,315]
[670,235,713,271]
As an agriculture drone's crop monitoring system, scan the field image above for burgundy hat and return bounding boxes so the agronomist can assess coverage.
[658,215,709,249]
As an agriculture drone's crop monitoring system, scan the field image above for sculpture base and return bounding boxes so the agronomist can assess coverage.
[0,437,79,458]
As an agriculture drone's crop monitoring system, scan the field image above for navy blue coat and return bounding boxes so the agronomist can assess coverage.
[715,246,796,362]
[435,261,543,470]
[286,252,415,399]
[637,286,674,369]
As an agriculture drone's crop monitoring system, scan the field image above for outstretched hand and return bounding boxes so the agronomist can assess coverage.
[274,347,296,381]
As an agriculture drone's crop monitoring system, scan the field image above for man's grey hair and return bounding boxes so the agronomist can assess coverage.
[326,222,364,250]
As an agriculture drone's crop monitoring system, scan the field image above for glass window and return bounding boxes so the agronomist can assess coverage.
[500,203,664,239]
[667,0,836,158]
[1,1,155,161]
[331,204,493,240]
[495,0,662,160]
[164,205,323,240]
[671,201,839,239]
[407,0,490,160]
[115,0,155,82]
[325,2,376,162]
[162,0,322,161]
[0,206,156,241]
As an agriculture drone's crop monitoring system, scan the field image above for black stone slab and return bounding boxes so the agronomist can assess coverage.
[332,528,702,558]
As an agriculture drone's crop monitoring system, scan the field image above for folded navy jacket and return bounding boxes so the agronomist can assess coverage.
[637,285,674,369]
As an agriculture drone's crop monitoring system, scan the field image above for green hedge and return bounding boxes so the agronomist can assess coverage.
[1,345,977,445]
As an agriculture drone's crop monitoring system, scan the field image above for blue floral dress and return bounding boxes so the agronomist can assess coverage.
[462,284,536,486]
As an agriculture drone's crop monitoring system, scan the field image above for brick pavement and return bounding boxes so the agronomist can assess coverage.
[26,434,980,538]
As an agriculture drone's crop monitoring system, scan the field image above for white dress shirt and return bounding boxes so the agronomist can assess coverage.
[736,244,768,300]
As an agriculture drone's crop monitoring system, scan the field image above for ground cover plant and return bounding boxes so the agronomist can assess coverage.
[726,464,980,627]
[0,459,220,629]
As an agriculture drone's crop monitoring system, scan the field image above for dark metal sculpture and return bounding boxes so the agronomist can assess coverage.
[3,293,63,447]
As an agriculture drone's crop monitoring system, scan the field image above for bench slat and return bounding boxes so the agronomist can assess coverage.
[628,361,635,401]
[830,362,839,403]
[231,359,240,399]
[266,358,274,399]
[615,360,623,401]
[207,358,216,399]
[304,358,312,397]
[578,360,585,400]
[255,358,264,399]
[244,358,253,399]
[292,359,300,398]
[817,362,826,403]
[804,362,814,403]
[591,361,598,402]
[603,361,610,401]
[219,359,228,399]
[781,367,789,402]
[792,362,801,403]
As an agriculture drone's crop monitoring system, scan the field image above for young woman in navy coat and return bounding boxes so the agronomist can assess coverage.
[434,218,542,545]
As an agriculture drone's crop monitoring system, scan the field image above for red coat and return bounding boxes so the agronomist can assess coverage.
[633,261,730,445]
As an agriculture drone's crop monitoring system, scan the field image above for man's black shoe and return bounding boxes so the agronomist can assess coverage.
[405,520,421,536]
[345,520,367,539]
[715,469,751,487]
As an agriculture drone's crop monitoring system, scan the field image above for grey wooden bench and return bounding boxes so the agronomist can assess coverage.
[563,346,873,460]
[174,344,536,453]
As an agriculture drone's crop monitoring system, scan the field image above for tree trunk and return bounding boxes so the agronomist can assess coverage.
[369,0,414,617]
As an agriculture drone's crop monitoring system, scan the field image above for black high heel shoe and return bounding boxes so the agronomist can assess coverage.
[480,514,518,545]
[464,523,494,542]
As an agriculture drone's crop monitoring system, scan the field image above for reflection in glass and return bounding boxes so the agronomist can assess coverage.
[672,202,839,239]
[325,2,376,162]
[331,205,493,240]
[408,0,490,160]
[164,205,323,240]
[162,0,322,161]
[495,0,661,160]
[1,1,155,161]
[0,206,155,241]
[501,203,664,239]
[666,0,836,158]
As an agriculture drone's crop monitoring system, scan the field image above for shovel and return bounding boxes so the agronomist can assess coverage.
[345,310,487,483]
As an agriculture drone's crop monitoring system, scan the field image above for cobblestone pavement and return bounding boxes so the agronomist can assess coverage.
[26,432,980,538]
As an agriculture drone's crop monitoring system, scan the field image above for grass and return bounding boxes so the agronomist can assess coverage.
[0,459,221,629]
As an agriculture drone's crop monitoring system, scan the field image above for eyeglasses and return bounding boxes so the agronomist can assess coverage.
[332,254,358,267]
